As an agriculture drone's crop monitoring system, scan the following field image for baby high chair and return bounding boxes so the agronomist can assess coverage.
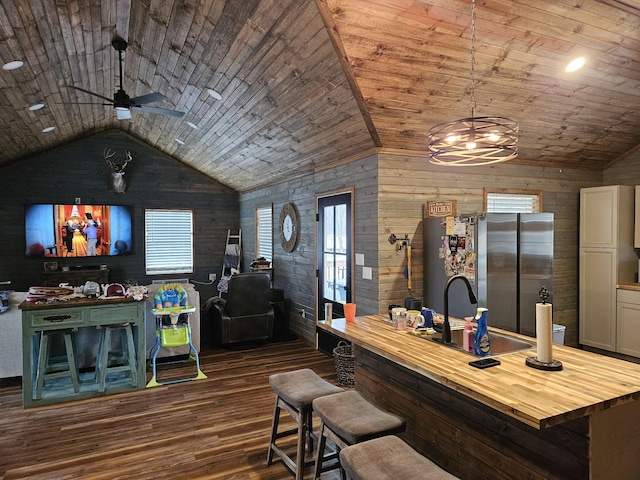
[147,283,207,387]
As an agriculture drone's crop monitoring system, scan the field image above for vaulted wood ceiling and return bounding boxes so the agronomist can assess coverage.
[1,0,640,192]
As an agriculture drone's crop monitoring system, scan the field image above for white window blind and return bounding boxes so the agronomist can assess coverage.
[256,205,273,261]
[145,209,194,275]
[486,193,540,213]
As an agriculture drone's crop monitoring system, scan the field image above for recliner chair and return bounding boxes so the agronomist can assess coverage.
[210,272,274,345]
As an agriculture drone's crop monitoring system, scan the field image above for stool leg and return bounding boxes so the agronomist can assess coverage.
[123,325,137,386]
[98,327,111,393]
[266,395,281,465]
[35,332,50,400]
[63,332,80,393]
[295,405,307,480]
[306,409,314,454]
[313,422,328,480]
[95,327,104,382]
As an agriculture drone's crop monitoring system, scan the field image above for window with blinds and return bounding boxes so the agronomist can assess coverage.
[485,190,542,213]
[145,208,194,275]
[256,205,273,261]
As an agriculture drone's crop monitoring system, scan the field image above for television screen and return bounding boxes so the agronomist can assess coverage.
[25,204,133,258]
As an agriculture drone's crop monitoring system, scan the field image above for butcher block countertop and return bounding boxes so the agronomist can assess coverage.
[618,283,640,292]
[318,315,640,430]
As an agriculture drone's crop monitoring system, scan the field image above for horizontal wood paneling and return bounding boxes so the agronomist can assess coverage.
[377,154,603,347]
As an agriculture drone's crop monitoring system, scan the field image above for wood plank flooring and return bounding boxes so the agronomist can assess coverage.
[0,339,343,480]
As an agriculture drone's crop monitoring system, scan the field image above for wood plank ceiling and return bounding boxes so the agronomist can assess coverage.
[1,0,640,192]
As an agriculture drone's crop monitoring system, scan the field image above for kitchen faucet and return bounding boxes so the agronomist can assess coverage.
[438,274,478,344]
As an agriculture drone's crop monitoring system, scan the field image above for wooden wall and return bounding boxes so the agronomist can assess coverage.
[239,154,379,341]
[0,129,239,302]
[241,152,621,347]
[377,153,605,347]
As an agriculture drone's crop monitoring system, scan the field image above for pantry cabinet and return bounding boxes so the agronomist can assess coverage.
[636,185,640,248]
[579,185,635,352]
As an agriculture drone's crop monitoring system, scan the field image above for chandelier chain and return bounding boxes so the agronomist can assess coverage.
[469,0,477,115]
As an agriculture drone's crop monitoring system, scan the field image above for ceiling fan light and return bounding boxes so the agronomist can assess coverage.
[29,103,45,111]
[42,126,55,133]
[186,121,198,129]
[115,107,132,120]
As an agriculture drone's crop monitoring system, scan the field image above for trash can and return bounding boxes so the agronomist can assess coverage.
[552,324,566,345]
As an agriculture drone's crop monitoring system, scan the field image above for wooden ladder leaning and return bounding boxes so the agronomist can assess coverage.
[218,229,242,296]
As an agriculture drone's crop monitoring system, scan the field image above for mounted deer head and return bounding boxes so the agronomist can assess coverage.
[105,149,131,193]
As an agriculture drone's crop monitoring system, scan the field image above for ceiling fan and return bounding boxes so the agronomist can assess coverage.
[67,36,185,120]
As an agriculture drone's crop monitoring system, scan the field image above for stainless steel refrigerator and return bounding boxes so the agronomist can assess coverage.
[423,213,553,336]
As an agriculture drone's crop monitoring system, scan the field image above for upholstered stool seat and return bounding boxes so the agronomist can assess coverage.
[267,368,344,480]
[312,390,406,478]
[340,435,459,480]
[95,323,137,393]
[35,329,80,400]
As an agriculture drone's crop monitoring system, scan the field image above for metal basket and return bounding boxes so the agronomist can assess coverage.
[333,340,355,388]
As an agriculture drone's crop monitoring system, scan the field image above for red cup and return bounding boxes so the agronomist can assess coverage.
[344,303,356,322]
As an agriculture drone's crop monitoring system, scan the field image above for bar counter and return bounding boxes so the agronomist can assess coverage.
[318,315,640,479]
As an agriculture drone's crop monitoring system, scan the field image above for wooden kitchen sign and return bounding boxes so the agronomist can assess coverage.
[426,200,456,217]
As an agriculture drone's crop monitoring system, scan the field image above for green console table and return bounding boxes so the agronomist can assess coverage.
[20,297,146,408]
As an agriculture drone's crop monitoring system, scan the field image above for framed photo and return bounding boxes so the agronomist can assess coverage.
[43,261,59,272]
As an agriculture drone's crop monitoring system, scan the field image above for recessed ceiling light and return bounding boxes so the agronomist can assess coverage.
[175,138,185,145]
[186,121,198,129]
[206,88,222,100]
[565,57,586,73]
[29,103,45,111]
[3,60,24,71]
[42,126,55,133]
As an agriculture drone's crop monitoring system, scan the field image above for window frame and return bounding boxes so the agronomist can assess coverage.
[483,188,543,213]
[256,204,273,262]
[144,208,194,275]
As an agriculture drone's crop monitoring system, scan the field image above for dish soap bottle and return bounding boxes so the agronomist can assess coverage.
[463,316,474,352]
[473,307,491,356]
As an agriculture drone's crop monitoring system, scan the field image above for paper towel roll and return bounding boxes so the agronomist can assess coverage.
[536,303,553,364]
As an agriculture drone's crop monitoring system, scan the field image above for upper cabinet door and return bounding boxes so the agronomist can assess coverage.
[580,185,633,248]
[635,186,640,248]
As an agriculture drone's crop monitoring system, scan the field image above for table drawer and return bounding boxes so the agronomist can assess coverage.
[89,304,139,323]
[30,309,84,327]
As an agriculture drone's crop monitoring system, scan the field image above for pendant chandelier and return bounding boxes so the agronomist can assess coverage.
[428,0,518,166]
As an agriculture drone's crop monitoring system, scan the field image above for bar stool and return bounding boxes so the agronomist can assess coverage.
[95,323,137,393]
[312,390,406,479]
[340,435,459,479]
[35,329,80,400]
[267,368,344,480]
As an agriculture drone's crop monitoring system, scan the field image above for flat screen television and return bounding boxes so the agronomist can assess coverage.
[25,204,133,258]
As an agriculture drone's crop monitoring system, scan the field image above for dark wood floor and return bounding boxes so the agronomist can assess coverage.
[0,339,343,480]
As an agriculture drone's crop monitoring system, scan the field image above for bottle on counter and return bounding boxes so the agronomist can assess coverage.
[463,316,474,352]
[473,307,491,356]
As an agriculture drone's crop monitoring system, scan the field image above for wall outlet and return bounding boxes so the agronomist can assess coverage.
[209,273,217,282]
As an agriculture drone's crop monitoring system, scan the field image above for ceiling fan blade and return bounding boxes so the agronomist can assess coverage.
[66,85,114,104]
[130,92,167,105]
[136,105,185,118]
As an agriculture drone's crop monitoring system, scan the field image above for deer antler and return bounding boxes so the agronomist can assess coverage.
[122,151,132,168]
[104,148,117,167]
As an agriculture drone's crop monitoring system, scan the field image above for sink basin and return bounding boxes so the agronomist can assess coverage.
[425,329,535,357]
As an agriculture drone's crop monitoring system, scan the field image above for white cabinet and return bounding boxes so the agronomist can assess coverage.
[635,186,640,248]
[579,185,635,352]
[617,289,640,357]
